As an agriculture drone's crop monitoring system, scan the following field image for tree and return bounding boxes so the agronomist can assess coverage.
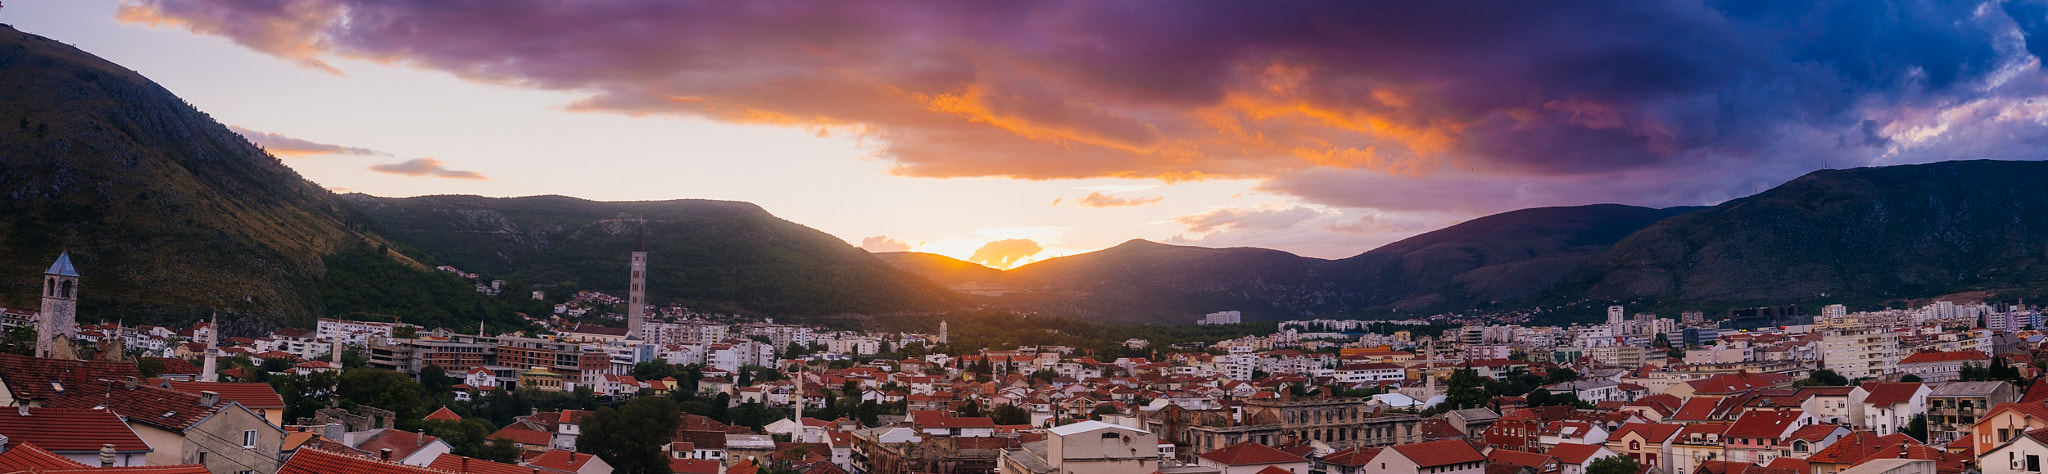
[991,404,1030,425]
[480,437,521,463]
[1899,374,1923,383]
[1796,369,1850,387]
[1543,368,1580,385]
[1586,454,1643,474]
[340,348,368,369]
[578,396,682,474]
[0,326,34,356]
[337,369,424,426]
[1089,405,1119,420]
[423,418,495,458]
[138,357,166,378]
[1436,368,1490,413]
[1902,414,1928,442]
[957,399,983,418]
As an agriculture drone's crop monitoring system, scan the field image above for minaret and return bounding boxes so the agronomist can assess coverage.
[37,253,80,359]
[627,226,648,338]
[200,313,219,382]
[939,320,949,345]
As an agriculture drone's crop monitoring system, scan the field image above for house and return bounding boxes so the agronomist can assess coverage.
[1316,447,1383,474]
[1196,442,1311,474]
[428,453,535,474]
[1851,382,1930,436]
[1538,421,1609,450]
[277,445,449,474]
[1897,350,1990,383]
[1983,427,2048,474]
[1547,443,1618,474]
[44,382,284,474]
[1723,410,1816,465]
[1669,423,1730,474]
[1782,424,1850,459]
[1486,449,1563,474]
[1360,440,1485,474]
[1927,381,2017,445]
[1975,402,2048,456]
[996,420,1159,474]
[529,449,615,474]
[0,407,154,466]
[161,380,290,427]
[345,428,452,466]
[1605,423,1682,474]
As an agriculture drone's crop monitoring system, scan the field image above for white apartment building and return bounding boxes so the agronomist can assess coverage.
[1821,328,1900,379]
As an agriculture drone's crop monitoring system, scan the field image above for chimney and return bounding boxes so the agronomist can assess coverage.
[380,448,392,461]
[15,406,26,417]
[461,457,469,471]
[417,430,424,446]
[199,391,219,407]
[99,444,116,467]
[124,377,138,390]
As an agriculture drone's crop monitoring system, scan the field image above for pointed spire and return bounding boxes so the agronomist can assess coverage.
[45,252,78,277]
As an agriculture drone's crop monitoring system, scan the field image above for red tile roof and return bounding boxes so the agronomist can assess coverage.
[1860,382,1925,407]
[1687,371,1791,394]
[528,449,603,472]
[485,425,552,446]
[2024,379,2048,404]
[0,354,142,402]
[1198,442,1308,466]
[277,445,447,474]
[1252,466,1293,474]
[351,430,441,461]
[0,407,152,453]
[1486,449,1557,468]
[42,382,221,432]
[1388,439,1485,467]
[1318,447,1382,467]
[423,407,462,422]
[0,443,89,470]
[1787,424,1845,442]
[160,381,287,409]
[1899,350,1989,364]
[1611,423,1684,443]
[1726,410,1804,438]
[672,458,723,474]
[1546,442,1609,465]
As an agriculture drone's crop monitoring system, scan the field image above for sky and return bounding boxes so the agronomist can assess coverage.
[10,1,2048,269]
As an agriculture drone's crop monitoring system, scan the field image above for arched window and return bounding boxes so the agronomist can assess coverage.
[61,280,72,299]
[44,278,53,297]
[1629,440,1640,450]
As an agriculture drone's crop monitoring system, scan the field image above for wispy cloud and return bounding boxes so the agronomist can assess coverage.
[1076,192,1162,208]
[230,125,389,157]
[368,158,487,180]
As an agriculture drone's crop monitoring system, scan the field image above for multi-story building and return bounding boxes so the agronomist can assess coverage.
[998,421,1161,474]
[1820,328,1899,379]
[1927,381,2017,445]
[498,336,611,388]
[1898,350,1990,382]
[1587,346,1650,369]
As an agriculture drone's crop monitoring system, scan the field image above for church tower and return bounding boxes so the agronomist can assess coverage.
[939,320,949,345]
[200,313,220,382]
[37,253,80,359]
[627,227,647,338]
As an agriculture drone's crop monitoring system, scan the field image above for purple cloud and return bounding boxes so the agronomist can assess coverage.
[229,125,389,157]
[368,158,487,180]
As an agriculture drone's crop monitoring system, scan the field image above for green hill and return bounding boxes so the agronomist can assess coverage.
[341,194,970,315]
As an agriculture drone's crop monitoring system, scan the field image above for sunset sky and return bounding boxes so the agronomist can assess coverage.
[11,1,2048,268]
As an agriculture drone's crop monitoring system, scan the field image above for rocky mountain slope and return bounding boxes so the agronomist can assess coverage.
[342,194,970,315]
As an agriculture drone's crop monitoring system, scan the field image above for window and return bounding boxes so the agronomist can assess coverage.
[2032,454,2043,472]
[243,430,258,448]
[197,452,206,464]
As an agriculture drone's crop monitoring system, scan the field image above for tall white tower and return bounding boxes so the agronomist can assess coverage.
[200,313,219,382]
[627,232,648,338]
[939,320,949,345]
[37,253,80,359]
[1607,305,1624,327]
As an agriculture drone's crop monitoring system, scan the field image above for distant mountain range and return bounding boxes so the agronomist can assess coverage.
[7,24,2048,329]
[878,204,1698,324]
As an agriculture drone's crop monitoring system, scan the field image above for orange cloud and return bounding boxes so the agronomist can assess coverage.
[1077,192,1162,208]
[967,238,1043,270]
[861,236,913,253]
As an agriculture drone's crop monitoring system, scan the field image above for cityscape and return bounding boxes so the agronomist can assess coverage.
[9,2,2048,474]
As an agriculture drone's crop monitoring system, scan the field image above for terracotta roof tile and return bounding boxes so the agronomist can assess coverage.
[1860,382,1925,407]
[1198,442,1307,466]
[1899,350,1989,364]
[1546,442,1608,464]
[161,381,286,409]
[529,450,603,472]
[277,445,446,474]
[1726,410,1803,438]
[0,407,152,453]
[42,382,220,432]
[1486,449,1557,468]
[0,354,142,402]
[351,429,440,461]
[0,443,90,470]
[423,407,462,422]
[1387,439,1484,467]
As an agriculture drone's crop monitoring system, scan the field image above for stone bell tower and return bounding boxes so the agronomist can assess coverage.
[37,253,80,359]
